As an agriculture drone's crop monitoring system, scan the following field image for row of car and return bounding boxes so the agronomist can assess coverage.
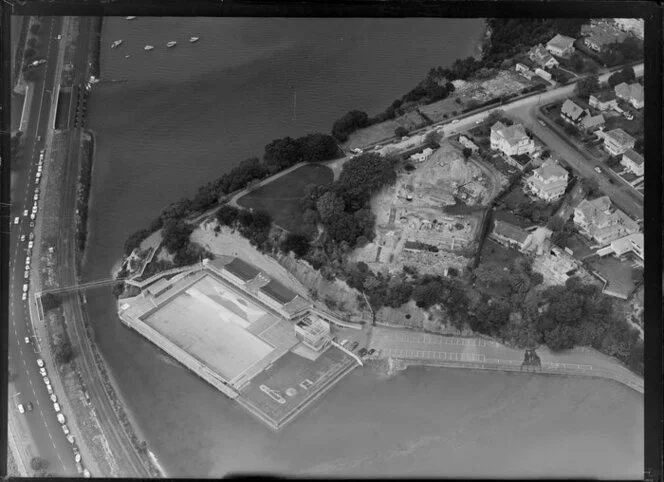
[17,150,44,300]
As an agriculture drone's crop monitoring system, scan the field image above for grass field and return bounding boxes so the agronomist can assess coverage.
[237,163,333,233]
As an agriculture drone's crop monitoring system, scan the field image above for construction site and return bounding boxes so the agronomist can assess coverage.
[351,139,506,275]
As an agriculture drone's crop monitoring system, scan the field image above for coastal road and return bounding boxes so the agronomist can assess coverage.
[8,15,81,476]
[50,16,151,477]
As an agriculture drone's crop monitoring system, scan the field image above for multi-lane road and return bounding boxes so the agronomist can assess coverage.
[8,16,82,476]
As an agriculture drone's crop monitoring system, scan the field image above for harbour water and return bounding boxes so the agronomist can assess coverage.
[83,17,642,477]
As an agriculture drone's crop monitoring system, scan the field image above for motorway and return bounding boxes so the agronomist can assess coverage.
[8,16,80,476]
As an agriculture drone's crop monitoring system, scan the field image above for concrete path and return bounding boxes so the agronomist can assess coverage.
[369,325,643,393]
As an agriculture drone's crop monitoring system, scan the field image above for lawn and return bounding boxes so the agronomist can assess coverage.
[237,163,333,233]
[475,238,522,297]
[344,119,401,150]
[586,255,636,299]
[604,114,644,138]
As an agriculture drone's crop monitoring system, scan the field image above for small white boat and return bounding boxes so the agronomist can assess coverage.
[111,40,123,49]
[189,37,199,43]
[144,45,154,51]
[126,16,136,20]
[166,41,177,48]
[124,55,131,59]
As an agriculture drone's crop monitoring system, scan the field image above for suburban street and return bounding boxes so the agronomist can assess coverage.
[8,16,80,476]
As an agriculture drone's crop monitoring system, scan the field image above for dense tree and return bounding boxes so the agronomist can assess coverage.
[579,177,601,198]
[216,204,240,226]
[326,214,364,245]
[316,191,345,224]
[603,37,643,66]
[30,457,48,472]
[424,129,443,146]
[161,219,194,254]
[338,152,397,199]
[474,261,508,286]
[41,293,62,312]
[281,233,311,257]
[299,133,340,163]
[575,74,600,98]
[607,65,636,88]
[124,228,151,256]
[331,110,370,142]
[54,338,74,365]
[394,126,409,138]
[263,136,302,170]
[543,324,576,351]
[462,147,473,159]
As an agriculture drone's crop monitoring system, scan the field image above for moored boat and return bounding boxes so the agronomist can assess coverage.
[111,40,123,48]
[189,37,199,43]
[144,45,154,51]
[126,16,136,20]
[166,41,177,48]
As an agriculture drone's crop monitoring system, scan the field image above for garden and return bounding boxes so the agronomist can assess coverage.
[237,163,333,233]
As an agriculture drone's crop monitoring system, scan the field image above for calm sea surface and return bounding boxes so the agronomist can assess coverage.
[83,17,642,477]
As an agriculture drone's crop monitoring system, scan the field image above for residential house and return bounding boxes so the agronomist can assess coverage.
[515,62,530,73]
[525,159,569,201]
[560,99,587,124]
[411,147,433,163]
[546,34,576,57]
[534,68,553,82]
[581,22,627,52]
[491,220,532,252]
[490,122,535,156]
[507,153,532,171]
[579,113,605,132]
[527,44,559,69]
[603,128,636,156]
[589,91,618,111]
[458,136,479,152]
[621,148,644,176]
[573,195,639,245]
[610,232,644,260]
[613,18,644,39]
[614,82,644,109]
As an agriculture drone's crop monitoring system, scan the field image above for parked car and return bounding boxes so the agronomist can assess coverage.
[83,469,90,478]
[20,234,26,242]
[22,284,29,293]
[47,384,53,395]
[23,209,29,217]
[50,394,57,403]
[43,376,50,385]
[14,216,20,225]
[33,193,39,201]
[24,270,30,279]
[18,404,25,414]
[53,402,61,412]
[39,367,47,377]
[62,424,70,435]
[24,336,30,344]
[26,256,31,265]
[358,348,368,357]
[30,213,36,221]
[538,119,546,127]
[29,232,34,241]
[22,293,27,301]
[368,348,376,355]
[28,241,33,249]
[350,341,359,351]
[340,339,348,347]
[37,358,44,367]
[29,221,35,228]
[26,402,33,412]
[594,166,602,173]
[75,453,81,463]
[66,434,75,444]
[451,119,459,124]
[57,413,65,424]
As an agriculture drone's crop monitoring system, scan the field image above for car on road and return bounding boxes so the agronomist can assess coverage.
[29,232,34,241]
[20,234,26,242]
[56,34,62,40]
[24,336,30,344]
[22,284,29,293]
[75,453,81,463]
[29,221,35,228]
[62,424,70,435]
[36,133,43,140]
[14,216,19,224]
[47,384,53,395]
[594,167,602,173]
[26,256,31,265]
[51,394,57,403]
[28,241,33,249]
[83,469,90,478]
[350,341,359,351]
[26,402,33,412]
[57,413,65,424]
[37,358,44,367]
[451,119,459,124]
[39,367,47,377]
[23,209,29,217]
[66,434,75,444]
[30,213,36,221]
[34,193,39,201]
[17,404,25,414]
[43,376,50,385]
[22,293,27,301]
[24,270,30,279]
[538,119,546,127]
[368,348,376,355]
[340,339,348,347]
[53,402,61,412]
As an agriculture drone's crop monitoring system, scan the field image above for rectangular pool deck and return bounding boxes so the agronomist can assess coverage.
[117,260,360,430]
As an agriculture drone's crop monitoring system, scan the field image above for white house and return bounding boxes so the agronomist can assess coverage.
[546,34,576,57]
[589,91,618,111]
[573,196,639,246]
[491,220,532,252]
[621,149,644,176]
[490,121,535,157]
[603,128,636,156]
[528,44,559,69]
[614,82,644,110]
[525,159,569,201]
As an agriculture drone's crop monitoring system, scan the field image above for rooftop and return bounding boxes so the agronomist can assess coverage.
[561,99,586,121]
[493,220,530,244]
[605,128,636,146]
[223,257,261,282]
[511,153,532,166]
[547,34,576,51]
[580,113,605,129]
[582,22,628,47]
[615,82,643,103]
[492,122,529,146]
[623,148,644,165]
[536,159,568,180]
[259,279,298,305]
[591,90,616,102]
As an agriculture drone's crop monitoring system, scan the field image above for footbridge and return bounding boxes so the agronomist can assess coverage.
[38,277,126,295]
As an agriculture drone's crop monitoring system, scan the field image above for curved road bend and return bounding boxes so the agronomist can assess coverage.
[52,16,150,477]
[8,16,80,476]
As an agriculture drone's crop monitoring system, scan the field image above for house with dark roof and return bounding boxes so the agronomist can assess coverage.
[560,99,587,124]
[490,220,532,252]
[579,113,605,132]
[589,91,618,111]
[546,34,576,57]
[581,22,627,52]
[221,257,261,286]
[257,279,311,320]
[528,44,559,69]
[507,153,532,171]
[621,149,644,176]
[614,82,644,109]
